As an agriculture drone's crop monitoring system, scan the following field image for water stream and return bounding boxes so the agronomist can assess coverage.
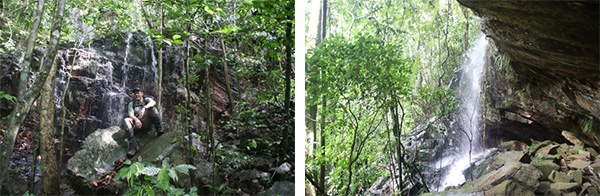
[54,32,158,142]
[433,34,489,191]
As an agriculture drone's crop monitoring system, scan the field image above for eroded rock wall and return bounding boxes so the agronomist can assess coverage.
[457,0,600,147]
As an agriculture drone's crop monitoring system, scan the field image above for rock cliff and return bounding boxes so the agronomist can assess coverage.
[457,0,599,147]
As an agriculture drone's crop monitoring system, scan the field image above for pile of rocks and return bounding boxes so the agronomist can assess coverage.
[526,140,600,195]
[425,140,600,196]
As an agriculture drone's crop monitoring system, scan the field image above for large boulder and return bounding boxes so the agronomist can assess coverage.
[229,169,270,194]
[65,126,157,194]
[66,126,128,194]
[428,161,542,196]
[256,181,294,196]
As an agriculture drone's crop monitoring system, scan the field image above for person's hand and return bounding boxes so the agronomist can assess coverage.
[135,118,142,128]
[139,107,145,118]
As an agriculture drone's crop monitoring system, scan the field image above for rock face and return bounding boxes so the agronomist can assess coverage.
[456,1,599,148]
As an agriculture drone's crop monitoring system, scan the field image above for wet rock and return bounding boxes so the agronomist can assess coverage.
[484,179,534,196]
[499,140,528,151]
[589,162,600,174]
[230,169,266,194]
[567,154,589,161]
[563,192,577,196]
[549,182,579,192]
[256,181,294,196]
[536,144,560,157]
[66,126,128,194]
[532,161,559,180]
[567,170,582,185]
[562,131,586,146]
[494,151,525,165]
[567,159,590,169]
[548,170,571,183]
[545,188,562,196]
[134,131,178,163]
[463,161,541,191]
[589,187,600,196]
[194,159,214,185]
[588,148,599,157]
[535,181,551,195]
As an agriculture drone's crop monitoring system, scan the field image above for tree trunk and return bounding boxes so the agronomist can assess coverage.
[282,0,293,157]
[40,54,60,195]
[220,38,234,111]
[28,135,39,193]
[0,0,65,190]
[205,38,216,196]
[40,0,66,193]
[17,0,45,98]
[318,0,328,195]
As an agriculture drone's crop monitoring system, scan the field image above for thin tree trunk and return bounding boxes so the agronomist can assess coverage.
[157,5,163,111]
[18,0,45,98]
[318,0,327,194]
[204,38,216,196]
[207,61,216,196]
[220,38,234,111]
[40,54,60,195]
[307,0,322,192]
[282,0,293,153]
[28,135,39,193]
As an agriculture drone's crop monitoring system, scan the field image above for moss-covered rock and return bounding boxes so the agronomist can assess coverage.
[531,161,559,180]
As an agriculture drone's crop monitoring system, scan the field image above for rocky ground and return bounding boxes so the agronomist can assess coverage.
[426,140,600,196]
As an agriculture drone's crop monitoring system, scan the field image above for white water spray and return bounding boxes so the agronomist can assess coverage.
[435,34,489,191]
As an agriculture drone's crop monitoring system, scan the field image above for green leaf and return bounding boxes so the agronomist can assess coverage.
[141,166,161,176]
[131,162,144,176]
[194,54,202,62]
[204,5,215,15]
[158,168,169,190]
[173,40,184,45]
[144,185,155,196]
[173,34,181,40]
[114,167,130,181]
[124,159,132,165]
[174,164,195,175]
[168,169,178,182]
[162,157,170,168]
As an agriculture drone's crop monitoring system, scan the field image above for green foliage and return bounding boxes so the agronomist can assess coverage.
[0,91,17,103]
[582,117,594,134]
[524,142,543,156]
[114,157,197,196]
[204,183,238,195]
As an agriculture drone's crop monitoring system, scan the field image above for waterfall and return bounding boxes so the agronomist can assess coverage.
[433,34,491,191]
[53,32,159,145]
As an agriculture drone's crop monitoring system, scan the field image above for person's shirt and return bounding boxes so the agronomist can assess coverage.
[128,97,154,117]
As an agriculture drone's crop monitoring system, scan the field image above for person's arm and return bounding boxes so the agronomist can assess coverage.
[143,97,156,109]
[138,98,156,118]
[128,102,142,128]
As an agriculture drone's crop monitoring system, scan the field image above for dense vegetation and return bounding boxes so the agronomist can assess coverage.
[0,0,293,195]
[305,0,480,195]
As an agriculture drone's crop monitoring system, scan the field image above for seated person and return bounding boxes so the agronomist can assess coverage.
[123,88,163,155]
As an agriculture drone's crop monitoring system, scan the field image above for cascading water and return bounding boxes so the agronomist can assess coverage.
[432,34,491,191]
[54,32,159,144]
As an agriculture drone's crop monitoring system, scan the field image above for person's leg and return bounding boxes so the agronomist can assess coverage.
[149,108,164,136]
[123,118,138,150]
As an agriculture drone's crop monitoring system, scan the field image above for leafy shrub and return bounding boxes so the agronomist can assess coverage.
[114,157,197,196]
